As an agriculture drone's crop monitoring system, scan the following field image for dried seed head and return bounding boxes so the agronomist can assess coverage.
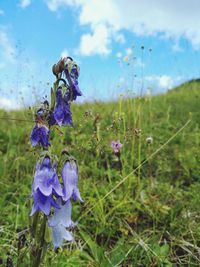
[146,136,153,145]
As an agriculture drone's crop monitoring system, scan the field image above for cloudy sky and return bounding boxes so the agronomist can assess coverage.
[0,0,200,109]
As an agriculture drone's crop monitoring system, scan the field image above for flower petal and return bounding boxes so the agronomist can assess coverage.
[51,224,73,248]
[30,126,40,147]
[48,199,75,228]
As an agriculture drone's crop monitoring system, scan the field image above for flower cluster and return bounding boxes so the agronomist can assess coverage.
[30,57,82,147]
[31,155,82,247]
[29,57,83,249]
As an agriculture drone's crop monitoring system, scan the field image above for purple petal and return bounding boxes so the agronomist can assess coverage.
[73,188,84,203]
[51,224,73,248]
[30,203,37,216]
[33,156,63,197]
[30,190,52,216]
[62,185,73,202]
[30,125,40,146]
[33,168,54,196]
[39,127,50,147]
[62,161,83,202]
[53,89,65,126]
[30,125,50,148]
[48,199,75,228]
[52,173,64,197]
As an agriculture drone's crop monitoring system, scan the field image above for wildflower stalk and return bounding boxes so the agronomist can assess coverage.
[146,137,154,186]
[93,114,101,157]
[137,102,141,191]
[28,56,83,266]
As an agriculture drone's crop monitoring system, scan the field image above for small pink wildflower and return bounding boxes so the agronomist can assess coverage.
[111,140,122,153]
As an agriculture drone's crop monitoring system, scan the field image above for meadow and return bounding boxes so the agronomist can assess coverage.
[0,79,200,266]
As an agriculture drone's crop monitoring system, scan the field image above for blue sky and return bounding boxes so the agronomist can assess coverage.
[0,0,200,109]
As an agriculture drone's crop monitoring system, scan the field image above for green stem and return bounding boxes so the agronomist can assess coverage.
[31,215,47,267]
[32,212,39,238]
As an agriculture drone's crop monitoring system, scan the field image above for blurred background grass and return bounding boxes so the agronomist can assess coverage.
[0,80,200,266]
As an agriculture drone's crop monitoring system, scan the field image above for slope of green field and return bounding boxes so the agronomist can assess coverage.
[0,80,200,266]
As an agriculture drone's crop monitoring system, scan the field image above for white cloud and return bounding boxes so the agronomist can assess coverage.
[46,0,68,12]
[158,75,173,89]
[0,29,16,66]
[146,75,174,90]
[19,0,31,9]
[0,98,21,110]
[46,0,200,55]
[78,24,111,56]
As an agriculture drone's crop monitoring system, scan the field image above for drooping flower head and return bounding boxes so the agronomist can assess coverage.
[30,124,50,148]
[52,86,72,126]
[61,159,83,202]
[62,57,82,100]
[32,156,63,197]
[48,198,75,228]
[111,140,123,154]
[50,224,73,249]
[30,155,63,216]
[48,198,75,248]
[67,65,82,100]
[30,189,59,216]
[52,57,82,102]
[30,107,50,148]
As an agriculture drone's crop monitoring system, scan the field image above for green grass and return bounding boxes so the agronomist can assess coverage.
[0,80,200,266]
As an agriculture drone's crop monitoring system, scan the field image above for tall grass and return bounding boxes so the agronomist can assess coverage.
[0,80,200,266]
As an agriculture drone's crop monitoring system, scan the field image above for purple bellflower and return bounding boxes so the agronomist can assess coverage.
[30,107,50,148]
[30,123,50,148]
[48,198,75,248]
[68,66,82,100]
[62,160,83,202]
[111,140,123,154]
[30,189,59,216]
[30,156,63,216]
[53,87,72,126]
[32,156,63,197]
[48,198,75,228]
[51,224,73,249]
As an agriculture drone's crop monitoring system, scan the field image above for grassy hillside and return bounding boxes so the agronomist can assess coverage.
[0,80,200,266]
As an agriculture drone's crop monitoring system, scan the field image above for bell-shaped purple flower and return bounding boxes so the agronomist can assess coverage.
[62,160,83,202]
[48,198,75,228]
[48,111,56,126]
[48,198,75,248]
[68,67,82,100]
[33,156,63,197]
[30,189,59,216]
[53,88,72,126]
[30,124,50,148]
[51,224,73,248]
